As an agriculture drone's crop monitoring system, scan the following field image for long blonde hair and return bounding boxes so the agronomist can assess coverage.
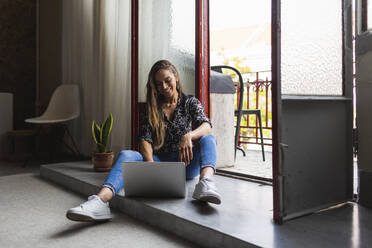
[146,60,183,151]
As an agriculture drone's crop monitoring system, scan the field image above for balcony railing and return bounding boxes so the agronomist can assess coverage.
[232,70,356,150]
[234,71,272,147]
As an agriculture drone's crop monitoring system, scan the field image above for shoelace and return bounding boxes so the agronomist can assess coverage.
[80,195,99,208]
[88,195,97,201]
[201,178,216,190]
[202,177,213,182]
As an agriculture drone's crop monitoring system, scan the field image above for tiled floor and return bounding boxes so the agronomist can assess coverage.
[220,148,273,179]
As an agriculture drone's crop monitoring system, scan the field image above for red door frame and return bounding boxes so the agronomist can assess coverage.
[195,0,210,116]
[131,0,139,150]
[131,0,210,150]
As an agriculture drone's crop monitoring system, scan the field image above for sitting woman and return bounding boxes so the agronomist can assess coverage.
[66,60,221,222]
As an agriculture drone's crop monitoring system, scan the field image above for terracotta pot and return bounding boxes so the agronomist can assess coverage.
[92,152,114,172]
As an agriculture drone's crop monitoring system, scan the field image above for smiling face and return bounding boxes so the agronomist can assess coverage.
[154,69,179,100]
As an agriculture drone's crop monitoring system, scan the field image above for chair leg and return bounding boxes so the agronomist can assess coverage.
[46,124,68,162]
[23,127,40,167]
[49,125,59,162]
[234,117,241,160]
[257,112,265,161]
[62,124,81,157]
[236,146,246,156]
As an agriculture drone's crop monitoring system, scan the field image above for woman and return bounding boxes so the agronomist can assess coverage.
[66,60,221,222]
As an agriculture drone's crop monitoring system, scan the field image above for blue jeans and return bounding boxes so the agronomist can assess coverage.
[102,134,217,195]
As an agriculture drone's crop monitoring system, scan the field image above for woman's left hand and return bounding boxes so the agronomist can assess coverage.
[178,133,193,165]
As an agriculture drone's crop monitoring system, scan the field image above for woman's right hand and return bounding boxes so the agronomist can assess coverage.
[178,133,193,165]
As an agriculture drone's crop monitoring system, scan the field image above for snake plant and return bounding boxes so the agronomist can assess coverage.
[91,113,113,153]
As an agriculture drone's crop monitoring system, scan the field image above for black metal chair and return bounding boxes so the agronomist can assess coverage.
[211,65,265,161]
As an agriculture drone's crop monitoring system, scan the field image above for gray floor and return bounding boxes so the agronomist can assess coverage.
[42,161,372,248]
[0,161,198,248]
[0,160,40,176]
[2,158,372,248]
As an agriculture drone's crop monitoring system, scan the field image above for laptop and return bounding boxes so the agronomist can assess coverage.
[122,162,186,198]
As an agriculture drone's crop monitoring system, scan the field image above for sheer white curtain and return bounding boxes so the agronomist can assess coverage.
[62,0,131,156]
[138,0,195,102]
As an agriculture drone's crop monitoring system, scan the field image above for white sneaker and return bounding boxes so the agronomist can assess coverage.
[66,195,112,222]
[192,177,221,204]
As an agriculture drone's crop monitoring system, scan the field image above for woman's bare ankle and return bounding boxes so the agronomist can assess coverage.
[98,187,114,203]
[200,166,215,180]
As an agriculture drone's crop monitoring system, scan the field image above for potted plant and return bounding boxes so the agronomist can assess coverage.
[91,113,114,172]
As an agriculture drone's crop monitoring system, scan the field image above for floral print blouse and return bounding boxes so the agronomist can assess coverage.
[139,94,211,154]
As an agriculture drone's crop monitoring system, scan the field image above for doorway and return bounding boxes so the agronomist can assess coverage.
[210,0,273,181]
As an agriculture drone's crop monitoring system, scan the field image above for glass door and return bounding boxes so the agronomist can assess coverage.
[272,0,354,223]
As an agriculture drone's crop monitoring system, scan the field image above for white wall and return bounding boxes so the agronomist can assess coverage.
[211,93,235,167]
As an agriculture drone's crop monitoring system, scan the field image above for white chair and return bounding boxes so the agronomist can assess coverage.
[26,84,80,124]
[25,84,81,160]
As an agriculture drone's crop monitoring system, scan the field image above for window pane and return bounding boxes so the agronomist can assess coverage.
[138,0,195,102]
[368,0,372,29]
[281,0,343,95]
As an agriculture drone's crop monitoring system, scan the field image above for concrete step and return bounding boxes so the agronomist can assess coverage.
[40,161,273,248]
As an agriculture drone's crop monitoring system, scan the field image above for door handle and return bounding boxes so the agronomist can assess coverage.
[280,143,289,148]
